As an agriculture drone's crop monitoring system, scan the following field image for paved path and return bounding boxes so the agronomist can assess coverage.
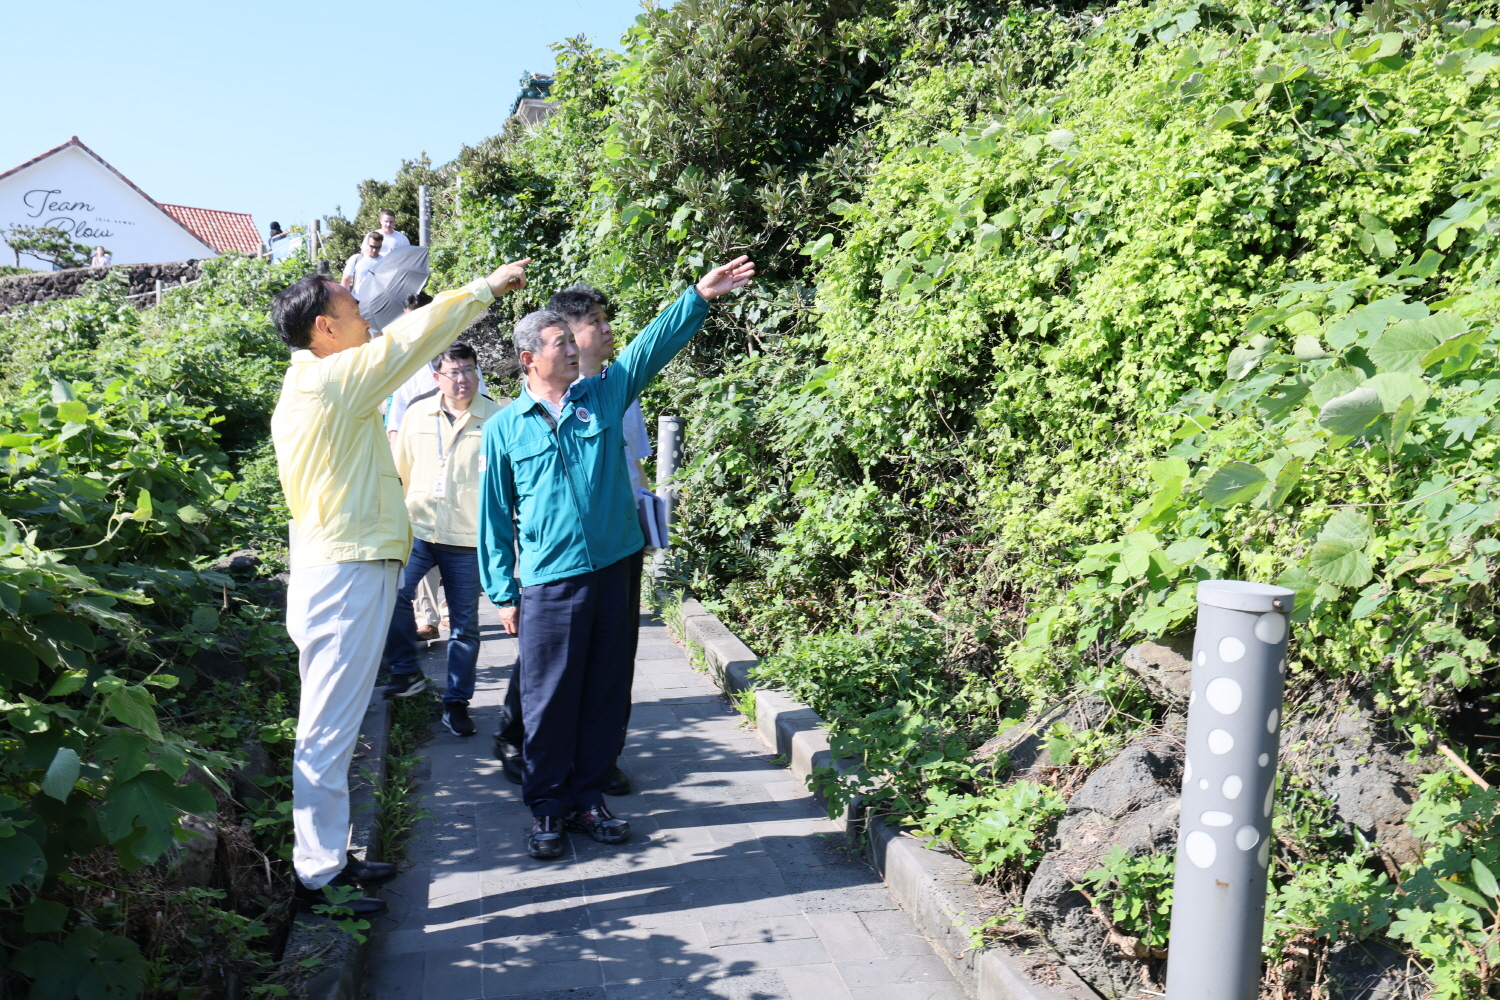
[365,600,966,1000]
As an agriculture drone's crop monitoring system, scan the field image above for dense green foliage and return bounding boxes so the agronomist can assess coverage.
[0,258,309,999]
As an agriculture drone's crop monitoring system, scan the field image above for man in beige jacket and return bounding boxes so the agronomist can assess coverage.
[381,340,505,738]
[270,259,527,915]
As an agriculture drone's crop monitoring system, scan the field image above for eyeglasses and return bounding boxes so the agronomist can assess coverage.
[437,367,478,380]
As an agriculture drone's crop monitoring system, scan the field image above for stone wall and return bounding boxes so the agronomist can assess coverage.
[0,260,205,313]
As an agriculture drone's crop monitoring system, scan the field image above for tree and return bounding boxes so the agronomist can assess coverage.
[4,225,96,270]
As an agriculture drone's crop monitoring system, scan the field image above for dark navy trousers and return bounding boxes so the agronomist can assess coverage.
[518,550,642,817]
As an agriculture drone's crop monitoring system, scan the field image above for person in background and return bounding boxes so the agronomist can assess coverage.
[381,342,505,737]
[386,291,493,641]
[90,246,111,268]
[491,284,647,797]
[376,209,411,255]
[478,256,754,861]
[271,257,528,913]
[341,232,383,297]
[269,222,286,244]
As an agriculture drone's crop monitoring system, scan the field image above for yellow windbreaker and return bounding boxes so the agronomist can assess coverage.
[271,279,494,568]
[393,390,507,548]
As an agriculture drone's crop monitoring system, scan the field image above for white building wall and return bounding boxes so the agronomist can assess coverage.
[0,145,216,270]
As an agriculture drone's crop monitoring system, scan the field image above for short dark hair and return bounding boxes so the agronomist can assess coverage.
[272,275,341,349]
[431,341,477,372]
[379,209,396,219]
[404,291,433,312]
[547,283,610,322]
[366,231,384,243]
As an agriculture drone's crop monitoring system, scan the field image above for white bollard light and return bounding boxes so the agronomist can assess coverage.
[1165,580,1295,1000]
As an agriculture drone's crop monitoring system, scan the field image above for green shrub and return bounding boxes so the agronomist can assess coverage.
[915,780,1066,876]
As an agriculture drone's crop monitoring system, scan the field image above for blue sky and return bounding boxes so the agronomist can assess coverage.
[1,1,646,239]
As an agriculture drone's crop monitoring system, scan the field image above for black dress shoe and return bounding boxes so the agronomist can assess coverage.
[603,765,632,796]
[293,872,387,917]
[495,737,522,785]
[527,815,566,860]
[344,851,396,884]
[566,804,630,845]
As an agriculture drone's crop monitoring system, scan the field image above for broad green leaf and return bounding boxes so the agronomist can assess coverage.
[94,732,150,784]
[176,505,207,525]
[1318,386,1383,437]
[1226,336,1272,379]
[0,642,40,685]
[1310,367,1364,407]
[1209,101,1252,129]
[55,400,89,424]
[36,613,94,650]
[0,831,45,891]
[1148,458,1189,485]
[1266,457,1304,509]
[1365,372,1430,412]
[105,687,163,741]
[1369,322,1440,373]
[40,748,80,802]
[1308,511,1373,588]
[1120,547,1152,579]
[800,233,834,259]
[1474,858,1499,901]
[130,489,153,523]
[1204,462,1267,506]
[1420,327,1483,370]
[1293,335,1327,360]
[45,670,88,698]
[1164,538,1211,564]
[50,380,76,403]
[1436,879,1491,909]
[189,607,220,633]
[1349,583,1388,620]
[23,898,68,934]
[97,771,214,864]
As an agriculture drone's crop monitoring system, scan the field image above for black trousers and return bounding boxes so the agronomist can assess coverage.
[499,551,640,755]
[516,550,642,816]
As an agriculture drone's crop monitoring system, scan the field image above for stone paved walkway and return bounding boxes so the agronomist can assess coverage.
[365,599,966,1000]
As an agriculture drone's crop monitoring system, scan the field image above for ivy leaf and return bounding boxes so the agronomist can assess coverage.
[1204,462,1268,506]
[97,771,215,865]
[1308,511,1373,588]
[1266,457,1304,509]
[105,687,163,741]
[1318,386,1384,437]
[40,748,80,802]
[1370,323,1440,373]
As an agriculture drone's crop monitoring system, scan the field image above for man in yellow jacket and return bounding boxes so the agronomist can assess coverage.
[381,341,506,737]
[270,260,527,915]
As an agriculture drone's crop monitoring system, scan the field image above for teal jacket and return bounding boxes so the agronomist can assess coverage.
[477,287,709,605]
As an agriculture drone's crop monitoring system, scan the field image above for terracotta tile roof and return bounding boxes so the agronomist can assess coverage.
[159,204,262,255]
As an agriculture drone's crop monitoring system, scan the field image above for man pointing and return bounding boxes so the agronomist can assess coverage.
[271,258,528,913]
[478,256,754,861]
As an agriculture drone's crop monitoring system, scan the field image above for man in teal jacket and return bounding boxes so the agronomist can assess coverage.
[478,256,754,859]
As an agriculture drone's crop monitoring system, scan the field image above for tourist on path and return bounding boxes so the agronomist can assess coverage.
[382,340,506,738]
[491,284,653,796]
[376,208,411,255]
[271,258,528,914]
[341,231,383,298]
[477,256,755,861]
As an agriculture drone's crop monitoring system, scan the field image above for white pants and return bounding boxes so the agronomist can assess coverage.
[286,559,400,889]
[414,566,444,627]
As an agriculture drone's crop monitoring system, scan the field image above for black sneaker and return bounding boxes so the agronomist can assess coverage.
[442,703,476,737]
[603,765,632,796]
[344,851,396,884]
[293,871,388,916]
[494,737,523,784]
[565,804,630,845]
[383,674,426,699]
[527,816,566,860]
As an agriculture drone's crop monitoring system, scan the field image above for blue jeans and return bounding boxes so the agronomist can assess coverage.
[385,539,480,705]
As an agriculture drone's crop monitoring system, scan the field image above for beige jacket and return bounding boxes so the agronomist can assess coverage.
[393,391,507,547]
[271,279,494,568]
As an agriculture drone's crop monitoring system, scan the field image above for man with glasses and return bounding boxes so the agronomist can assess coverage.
[382,342,504,736]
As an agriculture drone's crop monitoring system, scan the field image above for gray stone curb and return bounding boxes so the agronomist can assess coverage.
[672,594,1102,1000]
[282,697,393,1000]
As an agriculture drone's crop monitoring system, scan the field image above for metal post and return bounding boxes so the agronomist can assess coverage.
[653,415,684,579]
[419,185,431,247]
[1166,580,1295,1000]
[153,279,162,307]
[309,219,320,262]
